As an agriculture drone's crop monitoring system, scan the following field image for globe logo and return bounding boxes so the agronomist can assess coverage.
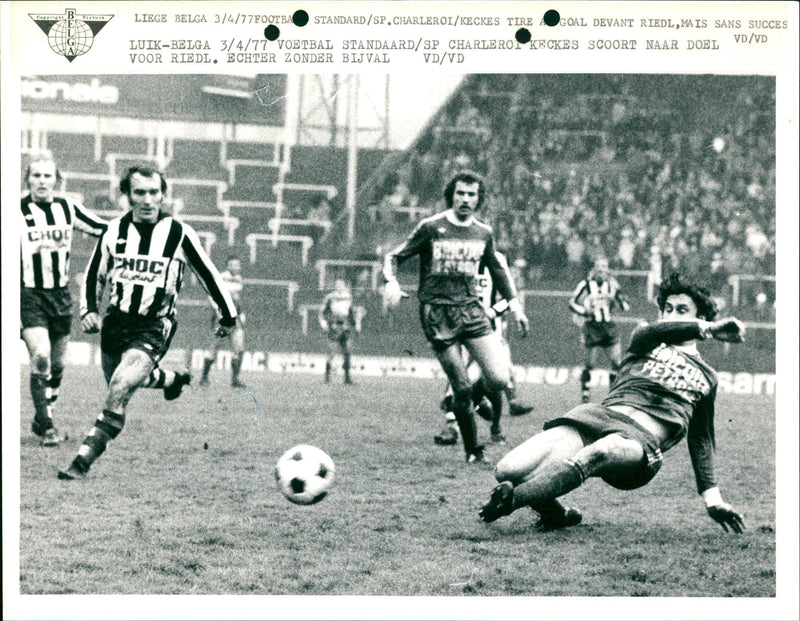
[30,9,113,63]
[47,18,94,60]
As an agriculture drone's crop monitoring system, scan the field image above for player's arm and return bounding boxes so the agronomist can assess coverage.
[181,225,237,334]
[688,390,745,534]
[612,279,630,312]
[80,231,109,333]
[71,198,108,237]
[628,318,746,353]
[382,222,427,305]
[483,240,528,336]
[318,296,331,331]
[568,281,590,316]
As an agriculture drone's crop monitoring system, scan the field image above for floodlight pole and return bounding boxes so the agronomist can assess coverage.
[346,74,359,243]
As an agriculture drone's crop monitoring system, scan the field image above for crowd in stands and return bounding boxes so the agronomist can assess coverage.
[364,75,775,310]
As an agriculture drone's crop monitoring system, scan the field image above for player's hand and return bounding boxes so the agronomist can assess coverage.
[215,325,231,338]
[515,312,529,338]
[706,503,746,534]
[708,317,746,343]
[81,312,101,334]
[383,280,408,307]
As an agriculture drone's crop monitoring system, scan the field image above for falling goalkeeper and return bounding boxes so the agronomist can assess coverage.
[479,272,747,534]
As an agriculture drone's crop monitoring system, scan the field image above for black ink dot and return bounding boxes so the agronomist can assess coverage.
[264,24,280,40]
[213,59,218,64]
[543,9,560,26]
[515,28,532,44]
[293,10,309,27]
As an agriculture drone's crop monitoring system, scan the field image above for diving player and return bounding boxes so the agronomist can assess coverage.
[479,272,746,535]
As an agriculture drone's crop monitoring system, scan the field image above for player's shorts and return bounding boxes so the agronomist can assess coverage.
[327,320,351,345]
[543,403,663,490]
[419,300,494,352]
[582,320,619,348]
[100,308,178,363]
[20,287,73,338]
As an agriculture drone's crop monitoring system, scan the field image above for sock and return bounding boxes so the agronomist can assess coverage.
[144,368,175,389]
[444,411,457,427]
[511,459,588,510]
[487,390,504,435]
[530,497,569,521]
[231,352,243,382]
[49,365,64,404]
[30,373,53,430]
[201,357,214,381]
[325,361,331,382]
[343,353,352,382]
[609,363,620,386]
[580,368,592,401]
[75,410,126,471]
[452,392,479,454]
[471,377,487,406]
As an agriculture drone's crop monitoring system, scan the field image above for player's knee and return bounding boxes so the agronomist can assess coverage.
[451,380,472,404]
[31,352,51,377]
[482,367,509,393]
[583,434,639,470]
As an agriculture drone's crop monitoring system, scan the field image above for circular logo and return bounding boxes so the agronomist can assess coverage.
[47,19,94,58]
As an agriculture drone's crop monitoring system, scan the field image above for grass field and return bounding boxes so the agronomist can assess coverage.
[13,365,778,608]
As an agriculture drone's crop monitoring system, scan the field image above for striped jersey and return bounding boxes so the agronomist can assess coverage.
[384,210,514,306]
[20,195,107,289]
[569,274,628,323]
[209,270,244,317]
[81,211,237,325]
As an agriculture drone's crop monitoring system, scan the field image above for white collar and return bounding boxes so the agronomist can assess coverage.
[445,210,474,228]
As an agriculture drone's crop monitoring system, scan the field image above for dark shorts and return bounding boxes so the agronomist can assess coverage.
[101,308,177,363]
[327,320,351,346]
[582,320,619,348]
[543,403,663,490]
[20,287,73,339]
[420,300,494,352]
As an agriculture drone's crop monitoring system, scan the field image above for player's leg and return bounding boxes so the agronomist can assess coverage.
[59,348,155,479]
[464,333,509,442]
[341,331,353,384]
[434,344,484,462]
[580,346,598,403]
[480,425,585,522]
[504,340,534,416]
[230,325,246,388]
[324,333,338,383]
[138,318,189,400]
[200,315,220,386]
[601,343,623,386]
[48,333,69,409]
[22,326,56,441]
[434,381,459,445]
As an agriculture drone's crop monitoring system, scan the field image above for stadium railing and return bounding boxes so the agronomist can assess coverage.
[246,233,314,266]
[314,259,382,292]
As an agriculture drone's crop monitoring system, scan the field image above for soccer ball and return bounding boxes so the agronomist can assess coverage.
[275,445,335,505]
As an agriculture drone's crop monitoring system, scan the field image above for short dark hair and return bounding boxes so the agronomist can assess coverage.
[119,165,168,197]
[656,272,717,321]
[443,170,486,210]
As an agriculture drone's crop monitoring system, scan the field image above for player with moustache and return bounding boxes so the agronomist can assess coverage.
[383,171,529,464]
[20,154,108,447]
[58,166,237,480]
[479,273,746,534]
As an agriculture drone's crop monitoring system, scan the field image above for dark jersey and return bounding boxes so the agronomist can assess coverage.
[20,195,107,289]
[602,321,719,493]
[81,211,237,326]
[383,210,514,306]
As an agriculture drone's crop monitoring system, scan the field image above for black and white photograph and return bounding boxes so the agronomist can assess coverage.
[3,2,798,620]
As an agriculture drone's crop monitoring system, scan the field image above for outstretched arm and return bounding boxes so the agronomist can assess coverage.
[628,317,746,354]
[688,392,746,534]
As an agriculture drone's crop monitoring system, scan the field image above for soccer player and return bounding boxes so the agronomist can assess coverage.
[383,171,529,463]
[569,257,630,403]
[57,166,237,480]
[319,279,359,384]
[20,154,107,447]
[479,273,746,534]
[435,249,534,447]
[199,255,247,388]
